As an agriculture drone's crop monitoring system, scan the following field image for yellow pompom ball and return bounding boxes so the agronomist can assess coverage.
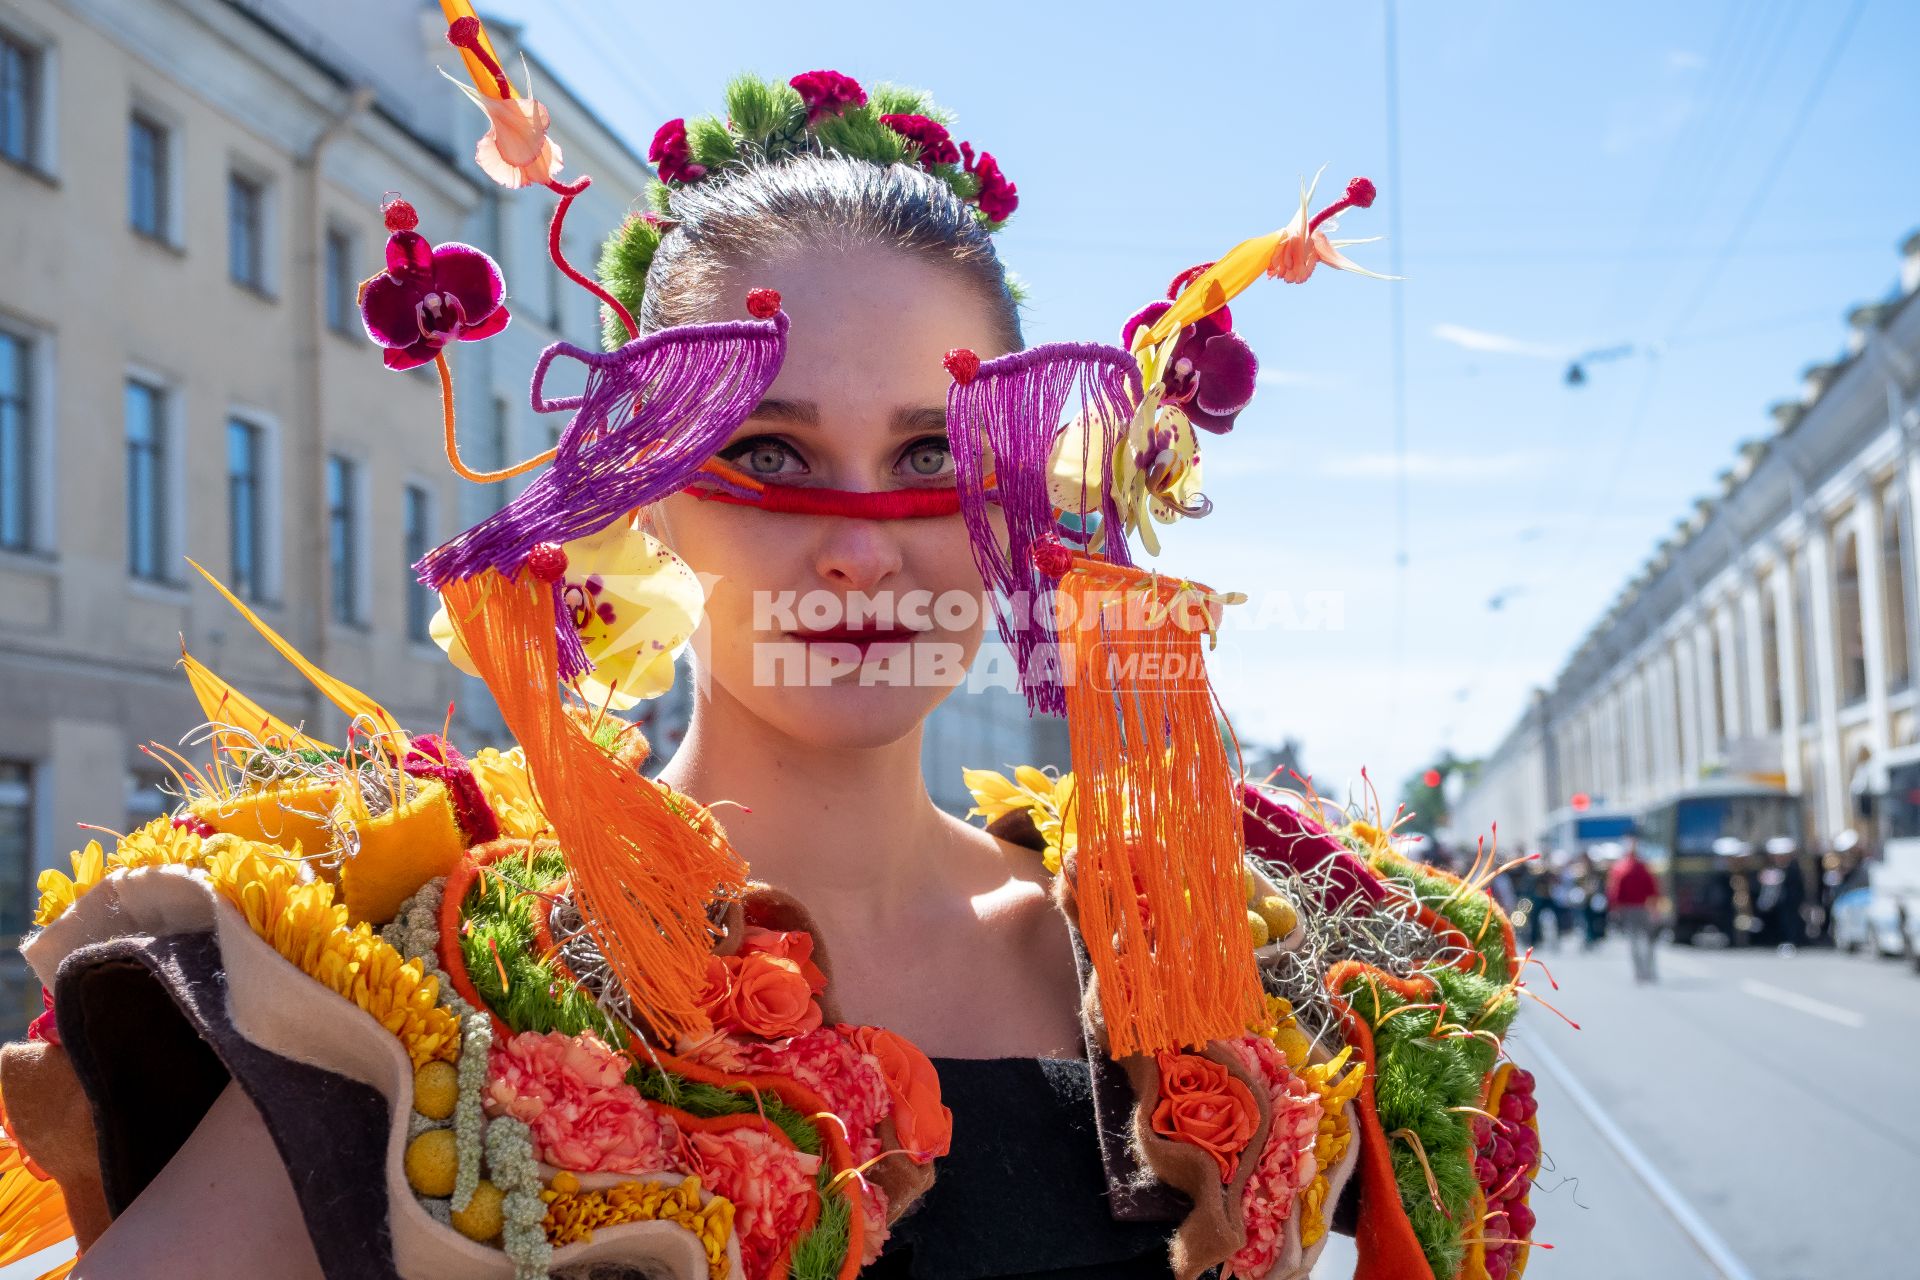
[1241,865,1258,903]
[451,1179,504,1243]
[1247,908,1271,948]
[412,1061,459,1121]
[405,1129,458,1198]
[1257,894,1299,941]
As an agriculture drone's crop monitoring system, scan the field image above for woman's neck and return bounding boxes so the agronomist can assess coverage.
[655,682,953,923]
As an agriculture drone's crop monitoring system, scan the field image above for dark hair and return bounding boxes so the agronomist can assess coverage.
[614,153,1023,351]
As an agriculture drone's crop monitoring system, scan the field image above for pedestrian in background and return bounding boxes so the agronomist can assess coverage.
[1608,839,1662,982]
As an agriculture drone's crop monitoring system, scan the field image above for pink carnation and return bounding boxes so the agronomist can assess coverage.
[685,1024,894,1164]
[689,1126,822,1280]
[1221,1035,1323,1279]
[789,70,866,123]
[858,1179,891,1265]
[752,1028,893,1162]
[485,1030,679,1174]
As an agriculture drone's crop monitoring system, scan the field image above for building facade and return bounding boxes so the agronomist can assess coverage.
[1456,232,1920,852]
[0,0,1066,1035]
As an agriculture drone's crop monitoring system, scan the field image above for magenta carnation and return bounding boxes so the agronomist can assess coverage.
[484,1030,679,1174]
[648,118,706,184]
[789,69,866,123]
[959,142,1018,223]
[881,113,959,168]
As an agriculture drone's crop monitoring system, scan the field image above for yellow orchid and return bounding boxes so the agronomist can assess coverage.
[432,519,704,712]
[1049,405,1208,559]
[33,841,106,926]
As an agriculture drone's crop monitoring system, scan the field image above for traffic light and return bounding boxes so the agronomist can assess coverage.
[1422,769,1442,788]
[1571,792,1591,811]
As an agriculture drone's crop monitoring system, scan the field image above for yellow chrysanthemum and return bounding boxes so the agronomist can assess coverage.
[33,841,106,927]
[205,842,459,1069]
[110,816,209,873]
[468,746,553,840]
[541,1174,734,1279]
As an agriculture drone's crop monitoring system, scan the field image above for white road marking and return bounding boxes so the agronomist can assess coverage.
[1737,979,1866,1029]
[1523,1032,1761,1280]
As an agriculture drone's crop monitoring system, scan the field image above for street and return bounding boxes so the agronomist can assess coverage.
[1316,933,1920,1279]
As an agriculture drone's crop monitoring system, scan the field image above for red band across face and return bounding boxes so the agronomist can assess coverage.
[684,457,968,519]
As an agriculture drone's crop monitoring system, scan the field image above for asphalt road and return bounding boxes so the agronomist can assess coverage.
[8,936,1914,1279]
[1317,931,1920,1279]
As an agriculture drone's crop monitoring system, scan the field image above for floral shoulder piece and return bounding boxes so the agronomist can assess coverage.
[965,765,1548,1280]
[8,653,950,1280]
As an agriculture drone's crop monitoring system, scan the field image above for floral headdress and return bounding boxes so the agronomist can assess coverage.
[598,70,1018,350]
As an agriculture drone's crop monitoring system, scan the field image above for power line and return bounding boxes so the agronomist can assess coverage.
[1384,0,1410,724]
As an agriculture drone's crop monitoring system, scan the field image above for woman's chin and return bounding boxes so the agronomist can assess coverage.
[751,675,959,750]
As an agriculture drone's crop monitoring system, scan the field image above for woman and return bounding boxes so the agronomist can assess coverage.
[6,50,1534,1280]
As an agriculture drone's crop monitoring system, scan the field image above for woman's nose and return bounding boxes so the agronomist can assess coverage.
[811,519,905,594]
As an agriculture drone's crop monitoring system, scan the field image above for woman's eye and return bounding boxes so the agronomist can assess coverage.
[721,435,807,478]
[900,437,953,479]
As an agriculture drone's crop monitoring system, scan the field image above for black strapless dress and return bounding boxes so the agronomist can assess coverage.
[869,1057,1180,1279]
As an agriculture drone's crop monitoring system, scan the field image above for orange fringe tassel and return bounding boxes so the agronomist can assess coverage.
[441,572,748,1044]
[1054,558,1264,1057]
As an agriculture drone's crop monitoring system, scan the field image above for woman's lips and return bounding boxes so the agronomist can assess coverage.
[784,627,922,657]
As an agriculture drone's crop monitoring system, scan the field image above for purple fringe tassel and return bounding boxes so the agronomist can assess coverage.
[415,315,787,676]
[949,342,1140,715]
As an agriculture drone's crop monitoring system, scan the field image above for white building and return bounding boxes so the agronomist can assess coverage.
[1456,231,1920,852]
[0,0,1064,1034]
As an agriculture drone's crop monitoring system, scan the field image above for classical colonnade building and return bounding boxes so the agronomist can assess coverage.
[1456,232,1920,851]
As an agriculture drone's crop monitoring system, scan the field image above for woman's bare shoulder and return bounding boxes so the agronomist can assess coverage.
[74,1082,324,1280]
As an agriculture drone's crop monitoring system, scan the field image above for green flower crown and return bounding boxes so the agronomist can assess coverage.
[597,71,1021,349]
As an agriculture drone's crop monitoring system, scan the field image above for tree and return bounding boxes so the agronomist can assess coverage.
[1399,752,1480,832]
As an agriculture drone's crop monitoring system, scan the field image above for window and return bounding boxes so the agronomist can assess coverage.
[124,769,170,835]
[1834,526,1866,706]
[1882,492,1910,690]
[0,763,31,940]
[129,113,170,240]
[228,171,266,290]
[325,226,356,335]
[327,455,360,624]
[125,378,168,580]
[0,329,29,551]
[227,419,264,599]
[404,484,432,642]
[1,30,40,169]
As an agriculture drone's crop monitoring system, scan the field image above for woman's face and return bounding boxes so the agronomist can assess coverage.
[650,243,1012,750]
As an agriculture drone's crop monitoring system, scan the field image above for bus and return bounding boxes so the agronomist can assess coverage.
[1636,783,1806,945]
[1541,806,1636,864]
[1866,744,1920,900]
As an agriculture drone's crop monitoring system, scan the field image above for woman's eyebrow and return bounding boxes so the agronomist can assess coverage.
[892,406,948,435]
[746,397,819,426]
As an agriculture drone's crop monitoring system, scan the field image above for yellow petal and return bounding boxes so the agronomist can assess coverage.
[1137,230,1285,347]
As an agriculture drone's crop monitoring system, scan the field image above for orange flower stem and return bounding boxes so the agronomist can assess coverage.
[436,353,556,483]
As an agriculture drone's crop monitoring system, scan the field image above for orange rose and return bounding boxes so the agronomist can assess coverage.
[738,926,829,995]
[1150,1051,1260,1182]
[705,951,823,1040]
[851,1025,953,1161]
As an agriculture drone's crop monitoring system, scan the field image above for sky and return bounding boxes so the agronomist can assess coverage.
[471,0,1920,811]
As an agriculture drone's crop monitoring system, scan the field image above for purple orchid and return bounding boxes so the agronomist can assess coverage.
[1121,266,1259,434]
[360,199,510,372]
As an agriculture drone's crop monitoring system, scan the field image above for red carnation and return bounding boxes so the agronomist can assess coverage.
[648,118,706,185]
[790,70,866,123]
[881,113,960,168]
[959,142,1018,223]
